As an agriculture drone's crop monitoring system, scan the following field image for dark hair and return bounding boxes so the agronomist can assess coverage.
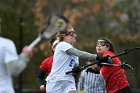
[98,38,115,53]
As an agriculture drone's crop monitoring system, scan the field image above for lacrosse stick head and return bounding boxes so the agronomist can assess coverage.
[121,62,134,73]
[42,13,69,39]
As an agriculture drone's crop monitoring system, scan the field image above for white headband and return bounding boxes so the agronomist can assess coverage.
[52,40,59,48]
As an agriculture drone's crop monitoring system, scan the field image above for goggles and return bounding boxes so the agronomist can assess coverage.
[96,40,109,46]
[66,31,77,37]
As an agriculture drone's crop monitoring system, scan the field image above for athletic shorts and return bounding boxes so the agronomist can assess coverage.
[46,80,76,93]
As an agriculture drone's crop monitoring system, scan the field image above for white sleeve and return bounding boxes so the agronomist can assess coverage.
[57,42,73,52]
[4,40,19,63]
[4,40,29,76]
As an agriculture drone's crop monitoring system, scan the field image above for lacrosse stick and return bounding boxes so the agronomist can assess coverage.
[66,47,140,75]
[28,13,68,49]
[66,61,134,75]
[101,61,134,73]
[65,62,98,75]
[111,47,140,58]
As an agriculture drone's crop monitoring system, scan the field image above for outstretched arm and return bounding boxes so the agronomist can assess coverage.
[66,47,97,61]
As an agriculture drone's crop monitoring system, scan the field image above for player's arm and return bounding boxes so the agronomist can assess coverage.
[6,53,29,76]
[6,46,33,77]
[37,69,46,86]
[66,47,97,61]
[37,69,46,92]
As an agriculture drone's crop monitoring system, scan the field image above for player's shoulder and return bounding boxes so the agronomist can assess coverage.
[58,41,69,45]
[0,37,14,43]
[102,51,115,57]
[56,41,72,48]
[0,37,14,45]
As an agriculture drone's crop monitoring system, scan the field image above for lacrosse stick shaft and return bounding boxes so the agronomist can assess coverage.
[111,51,127,58]
[28,36,42,49]
[66,70,81,75]
[101,63,120,67]
[65,62,98,75]
[81,62,98,69]
[111,47,140,58]
[66,70,76,75]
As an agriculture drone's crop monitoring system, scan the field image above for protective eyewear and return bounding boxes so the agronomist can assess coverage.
[66,31,77,37]
[96,40,107,46]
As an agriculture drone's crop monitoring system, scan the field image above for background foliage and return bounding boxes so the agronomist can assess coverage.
[0,0,140,91]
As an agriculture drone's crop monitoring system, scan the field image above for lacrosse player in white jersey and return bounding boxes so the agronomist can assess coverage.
[0,36,33,93]
[46,25,101,93]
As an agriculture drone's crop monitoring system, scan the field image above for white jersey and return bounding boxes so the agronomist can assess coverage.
[46,41,79,82]
[0,37,19,93]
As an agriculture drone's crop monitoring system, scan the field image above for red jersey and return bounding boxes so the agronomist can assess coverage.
[100,51,129,93]
[40,56,53,76]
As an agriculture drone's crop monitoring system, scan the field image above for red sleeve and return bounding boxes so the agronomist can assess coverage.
[39,56,53,75]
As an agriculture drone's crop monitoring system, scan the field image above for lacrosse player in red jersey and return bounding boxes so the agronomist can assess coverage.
[96,38,131,93]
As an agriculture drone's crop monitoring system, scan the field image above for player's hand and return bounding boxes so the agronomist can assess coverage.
[22,46,33,58]
[40,85,46,93]
[72,66,81,75]
[96,54,112,64]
